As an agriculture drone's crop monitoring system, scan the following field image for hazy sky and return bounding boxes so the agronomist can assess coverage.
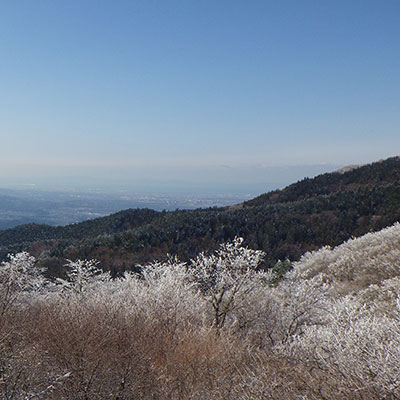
[0,0,399,191]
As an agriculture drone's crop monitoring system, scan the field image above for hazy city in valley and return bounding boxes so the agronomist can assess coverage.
[0,187,253,229]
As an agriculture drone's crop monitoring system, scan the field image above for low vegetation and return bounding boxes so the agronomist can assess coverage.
[2,223,400,399]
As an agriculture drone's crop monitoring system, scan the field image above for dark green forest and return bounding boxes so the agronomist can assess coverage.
[1,157,400,277]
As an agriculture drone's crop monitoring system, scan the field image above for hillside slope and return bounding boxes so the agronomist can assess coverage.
[283,222,400,397]
[245,156,400,206]
[291,221,400,293]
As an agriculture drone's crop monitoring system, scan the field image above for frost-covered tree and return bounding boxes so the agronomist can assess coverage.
[0,252,47,321]
[0,252,45,292]
[190,237,273,330]
[56,259,111,294]
[0,253,50,400]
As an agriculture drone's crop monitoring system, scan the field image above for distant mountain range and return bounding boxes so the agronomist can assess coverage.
[1,156,400,277]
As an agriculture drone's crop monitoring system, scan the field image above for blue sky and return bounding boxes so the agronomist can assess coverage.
[0,0,399,192]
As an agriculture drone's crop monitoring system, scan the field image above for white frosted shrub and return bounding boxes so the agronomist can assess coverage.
[292,222,400,293]
[271,274,331,344]
[116,240,274,334]
[116,258,208,331]
[0,252,48,323]
[282,223,400,398]
[0,253,50,400]
[0,252,46,293]
[190,237,274,331]
[56,259,111,295]
[286,292,400,398]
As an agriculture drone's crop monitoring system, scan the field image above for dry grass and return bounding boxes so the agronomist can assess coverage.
[0,296,389,400]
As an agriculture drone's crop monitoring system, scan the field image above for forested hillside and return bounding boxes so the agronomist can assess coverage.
[1,156,400,276]
[245,156,400,206]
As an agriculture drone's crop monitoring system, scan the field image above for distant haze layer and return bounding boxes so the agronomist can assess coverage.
[0,163,340,195]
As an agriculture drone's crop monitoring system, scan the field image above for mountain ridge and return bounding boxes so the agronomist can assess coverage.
[1,156,400,276]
